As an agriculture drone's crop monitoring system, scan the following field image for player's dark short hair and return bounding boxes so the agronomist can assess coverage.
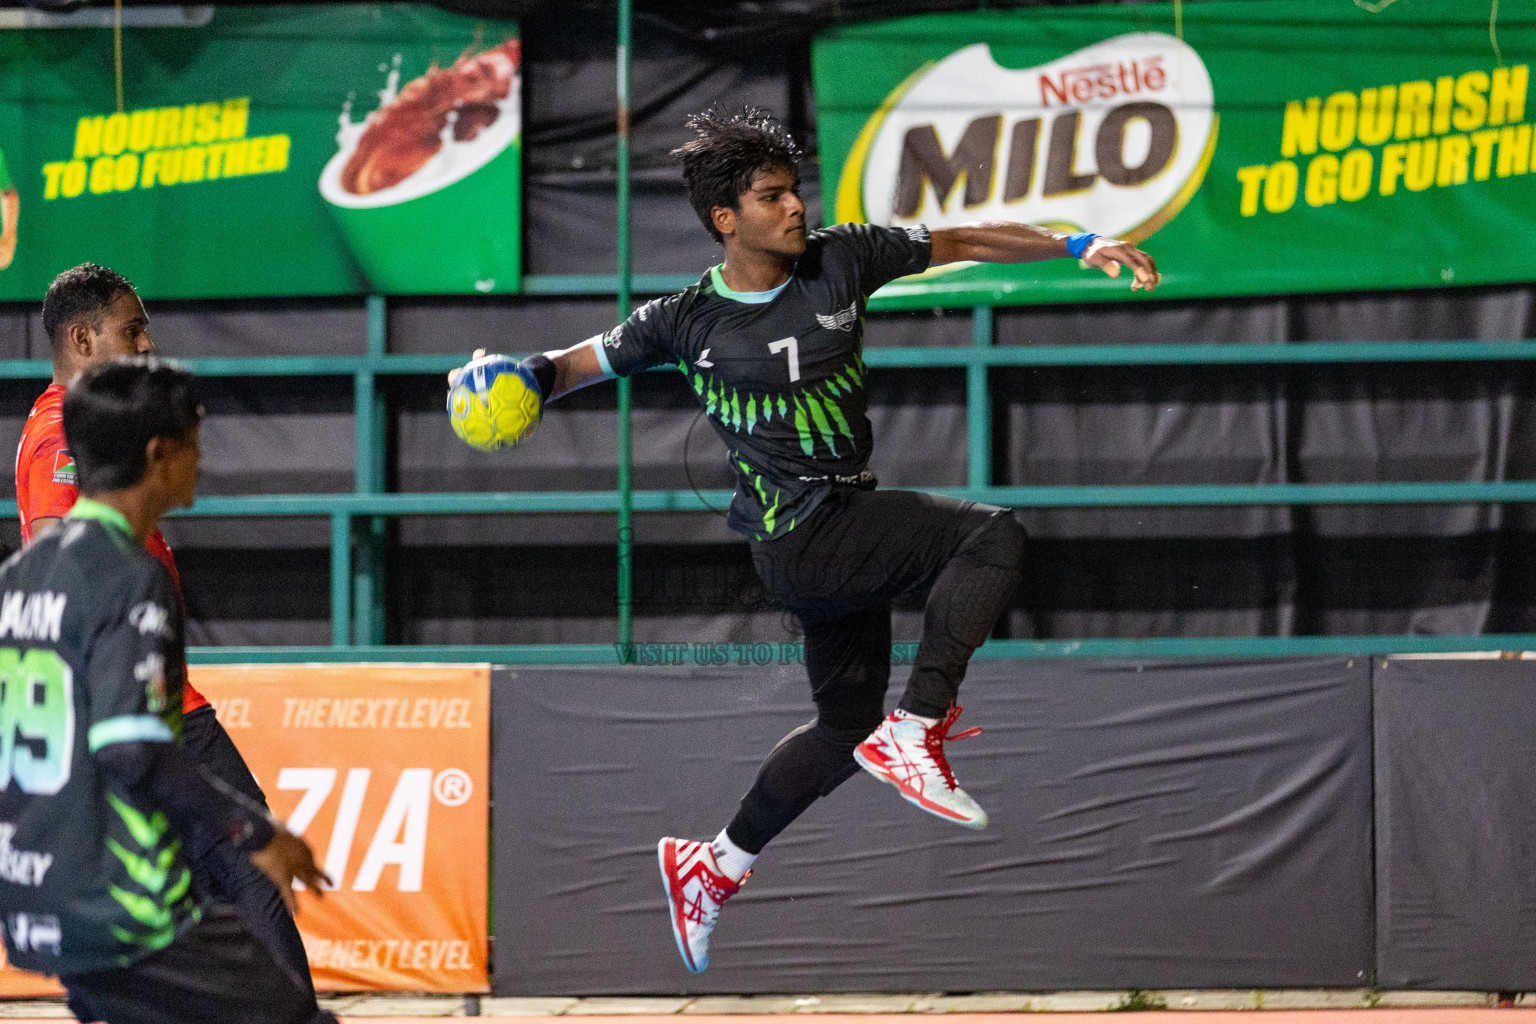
[63,356,202,493]
[673,106,803,243]
[41,263,136,354]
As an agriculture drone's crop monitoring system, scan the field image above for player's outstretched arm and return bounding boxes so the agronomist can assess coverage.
[929,221,1160,292]
[536,339,610,401]
[445,338,618,451]
[447,339,610,402]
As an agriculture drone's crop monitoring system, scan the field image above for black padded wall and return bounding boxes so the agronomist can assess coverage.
[1374,656,1536,990]
[491,657,1375,994]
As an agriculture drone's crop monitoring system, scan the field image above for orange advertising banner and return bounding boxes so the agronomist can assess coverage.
[196,664,491,992]
[0,953,61,997]
[0,663,490,996]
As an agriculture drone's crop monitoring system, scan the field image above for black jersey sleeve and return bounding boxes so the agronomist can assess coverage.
[96,742,276,854]
[85,565,181,756]
[596,296,682,378]
[822,222,932,296]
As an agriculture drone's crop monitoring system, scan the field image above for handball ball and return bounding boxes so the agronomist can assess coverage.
[447,354,543,452]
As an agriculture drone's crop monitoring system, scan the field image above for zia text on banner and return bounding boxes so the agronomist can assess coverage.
[0,663,490,995]
[195,664,490,993]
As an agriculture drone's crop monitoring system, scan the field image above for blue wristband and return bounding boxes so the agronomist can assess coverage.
[1065,232,1098,259]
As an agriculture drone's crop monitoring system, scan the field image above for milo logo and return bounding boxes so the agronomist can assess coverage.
[836,33,1217,247]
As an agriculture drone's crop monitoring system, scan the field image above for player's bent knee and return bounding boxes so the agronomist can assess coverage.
[812,716,883,753]
[812,681,889,736]
[978,509,1028,566]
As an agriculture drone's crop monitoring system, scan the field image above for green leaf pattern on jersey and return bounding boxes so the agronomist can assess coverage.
[680,354,865,537]
[734,456,781,540]
[107,837,178,893]
[104,791,197,960]
[687,359,861,459]
[803,394,837,454]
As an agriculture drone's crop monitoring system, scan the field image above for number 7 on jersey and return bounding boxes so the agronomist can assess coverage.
[769,337,800,382]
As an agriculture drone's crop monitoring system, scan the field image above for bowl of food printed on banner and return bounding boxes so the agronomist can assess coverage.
[320,39,522,294]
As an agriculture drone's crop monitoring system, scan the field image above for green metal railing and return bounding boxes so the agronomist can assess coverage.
[10,0,1535,664]
[184,634,1536,665]
[6,319,1536,662]
[615,3,635,652]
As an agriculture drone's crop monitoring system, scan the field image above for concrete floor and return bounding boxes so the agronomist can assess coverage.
[3,992,1534,1019]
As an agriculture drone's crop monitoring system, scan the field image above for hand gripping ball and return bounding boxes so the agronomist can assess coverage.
[447,354,544,452]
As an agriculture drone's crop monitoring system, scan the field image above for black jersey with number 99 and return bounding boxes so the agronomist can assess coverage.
[0,509,197,977]
[600,222,931,541]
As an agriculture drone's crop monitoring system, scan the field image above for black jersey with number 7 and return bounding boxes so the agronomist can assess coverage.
[600,222,932,541]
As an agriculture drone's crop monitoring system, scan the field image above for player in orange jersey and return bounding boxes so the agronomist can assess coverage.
[14,264,318,1013]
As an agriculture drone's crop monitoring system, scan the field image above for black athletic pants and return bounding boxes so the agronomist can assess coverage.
[726,488,1027,853]
[178,704,317,1003]
[63,904,337,1024]
[65,707,316,1021]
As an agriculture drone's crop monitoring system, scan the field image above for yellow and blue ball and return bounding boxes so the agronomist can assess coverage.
[447,354,543,452]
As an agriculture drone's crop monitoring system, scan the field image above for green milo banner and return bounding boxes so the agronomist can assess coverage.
[814,0,1535,308]
[0,4,520,299]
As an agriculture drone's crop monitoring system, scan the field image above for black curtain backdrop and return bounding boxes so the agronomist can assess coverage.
[0,8,1533,645]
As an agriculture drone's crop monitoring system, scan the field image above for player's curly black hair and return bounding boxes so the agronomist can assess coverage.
[673,106,803,244]
[41,263,136,353]
[64,356,202,492]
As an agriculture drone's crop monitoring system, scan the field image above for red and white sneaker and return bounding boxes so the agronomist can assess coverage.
[854,706,988,829]
[657,837,745,973]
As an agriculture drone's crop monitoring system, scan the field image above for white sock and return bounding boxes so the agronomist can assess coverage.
[710,829,757,882]
[894,708,938,726]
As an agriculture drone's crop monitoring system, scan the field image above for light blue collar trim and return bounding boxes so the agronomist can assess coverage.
[711,265,789,304]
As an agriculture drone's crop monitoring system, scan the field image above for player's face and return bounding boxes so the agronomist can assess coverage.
[727,165,806,258]
[157,425,201,509]
[88,292,154,363]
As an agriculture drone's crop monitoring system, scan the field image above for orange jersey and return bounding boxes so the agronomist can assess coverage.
[15,383,208,713]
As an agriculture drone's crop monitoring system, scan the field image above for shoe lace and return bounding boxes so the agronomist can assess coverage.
[922,705,981,791]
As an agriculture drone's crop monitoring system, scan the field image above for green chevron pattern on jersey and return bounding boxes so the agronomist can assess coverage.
[689,359,863,460]
[735,455,782,538]
[604,224,931,540]
[105,792,198,961]
[0,515,201,976]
